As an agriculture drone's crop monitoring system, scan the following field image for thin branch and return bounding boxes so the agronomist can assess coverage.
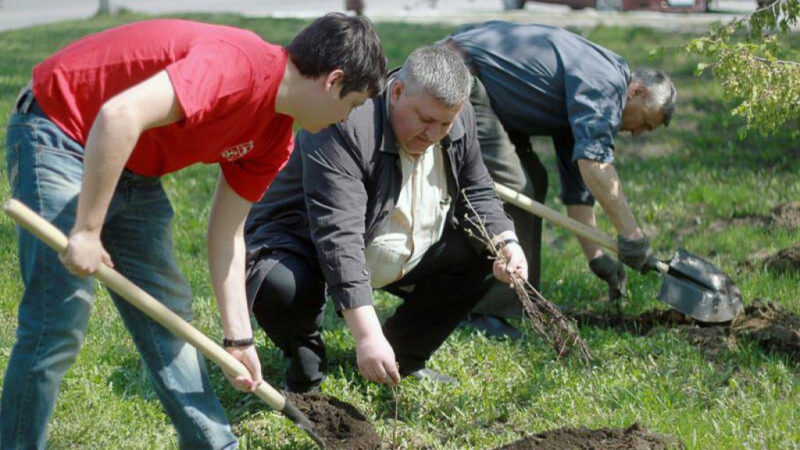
[752,56,800,66]
[727,0,792,29]
[461,192,592,363]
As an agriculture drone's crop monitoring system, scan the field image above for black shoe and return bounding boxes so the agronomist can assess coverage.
[461,314,522,340]
[405,368,455,384]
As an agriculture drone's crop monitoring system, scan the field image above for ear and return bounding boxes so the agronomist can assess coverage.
[324,69,345,93]
[629,81,649,100]
[390,80,405,103]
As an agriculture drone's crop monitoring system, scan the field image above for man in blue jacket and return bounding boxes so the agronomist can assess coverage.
[443,22,676,336]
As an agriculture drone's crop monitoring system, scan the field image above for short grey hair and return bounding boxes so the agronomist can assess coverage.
[395,45,471,108]
[631,67,677,127]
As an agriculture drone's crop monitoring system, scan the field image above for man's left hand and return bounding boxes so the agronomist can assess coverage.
[493,242,527,287]
[588,254,627,302]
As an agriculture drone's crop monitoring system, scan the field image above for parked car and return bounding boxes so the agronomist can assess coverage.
[503,0,708,12]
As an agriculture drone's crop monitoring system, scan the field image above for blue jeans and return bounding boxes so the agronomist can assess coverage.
[1,91,237,450]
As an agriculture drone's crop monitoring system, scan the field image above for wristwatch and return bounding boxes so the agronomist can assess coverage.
[494,238,519,252]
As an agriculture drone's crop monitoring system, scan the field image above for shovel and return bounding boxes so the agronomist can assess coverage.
[493,183,744,323]
[3,199,326,449]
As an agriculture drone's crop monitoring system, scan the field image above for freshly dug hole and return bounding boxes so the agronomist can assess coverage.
[284,392,381,450]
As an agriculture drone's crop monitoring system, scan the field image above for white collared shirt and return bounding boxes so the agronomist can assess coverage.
[365,143,451,289]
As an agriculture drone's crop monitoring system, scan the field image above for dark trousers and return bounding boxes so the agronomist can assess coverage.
[248,229,494,391]
[468,76,547,319]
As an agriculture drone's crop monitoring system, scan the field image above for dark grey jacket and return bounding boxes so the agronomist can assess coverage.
[245,94,514,311]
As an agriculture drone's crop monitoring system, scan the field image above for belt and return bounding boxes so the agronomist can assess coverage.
[13,80,47,117]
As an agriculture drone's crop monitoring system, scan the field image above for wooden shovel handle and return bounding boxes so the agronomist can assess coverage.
[494,182,619,252]
[3,199,287,412]
[494,183,669,274]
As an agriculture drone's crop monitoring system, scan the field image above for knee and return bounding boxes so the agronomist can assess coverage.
[14,324,85,376]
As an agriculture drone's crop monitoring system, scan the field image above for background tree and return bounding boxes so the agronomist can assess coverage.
[688,0,799,137]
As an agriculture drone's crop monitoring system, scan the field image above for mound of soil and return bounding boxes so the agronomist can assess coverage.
[764,243,800,274]
[730,299,800,360]
[497,423,682,450]
[570,299,800,363]
[771,202,800,229]
[284,392,381,450]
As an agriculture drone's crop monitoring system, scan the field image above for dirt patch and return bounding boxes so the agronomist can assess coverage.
[570,308,695,335]
[730,299,800,360]
[284,392,381,450]
[771,202,800,229]
[764,243,800,274]
[703,202,800,234]
[569,299,800,363]
[496,423,682,449]
[708,215,769,233]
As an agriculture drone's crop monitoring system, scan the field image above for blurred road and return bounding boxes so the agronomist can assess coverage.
[0,0,756,32]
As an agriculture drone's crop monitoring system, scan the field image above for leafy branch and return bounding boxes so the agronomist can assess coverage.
[687,0,800,137]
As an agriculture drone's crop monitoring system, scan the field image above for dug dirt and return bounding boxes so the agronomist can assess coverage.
[708,201,800,233]
[497,423,682,449]
[764,243,800,274]
[570,299,800,362]
[770,202,800,229]
[284,391,381,450]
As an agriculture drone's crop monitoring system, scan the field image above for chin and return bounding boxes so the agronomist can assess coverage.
[302,123,323,134]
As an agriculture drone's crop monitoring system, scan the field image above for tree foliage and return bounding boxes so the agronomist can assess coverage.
[688,0,800,137]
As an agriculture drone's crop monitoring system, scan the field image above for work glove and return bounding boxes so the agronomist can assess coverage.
[588,254,627,302]
[617,234,656,274]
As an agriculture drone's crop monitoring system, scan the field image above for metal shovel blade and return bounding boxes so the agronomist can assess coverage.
[657,249,744,323]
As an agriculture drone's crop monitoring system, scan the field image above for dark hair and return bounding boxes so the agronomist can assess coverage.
[286,13,387,98]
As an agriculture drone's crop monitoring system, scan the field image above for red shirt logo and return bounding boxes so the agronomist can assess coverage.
[221,141,254,161]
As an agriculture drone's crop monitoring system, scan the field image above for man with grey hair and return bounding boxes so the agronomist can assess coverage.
[442,22,676,338]
[243,45,527,391]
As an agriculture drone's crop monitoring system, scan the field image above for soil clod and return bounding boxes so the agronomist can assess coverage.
[496,423,682,449]
[285,391,381,450]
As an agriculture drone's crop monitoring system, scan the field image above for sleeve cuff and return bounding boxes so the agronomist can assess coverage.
[572,140,615,164]
[329,282,374,312]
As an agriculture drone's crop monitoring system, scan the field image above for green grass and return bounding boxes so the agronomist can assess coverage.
[1,12,799,450]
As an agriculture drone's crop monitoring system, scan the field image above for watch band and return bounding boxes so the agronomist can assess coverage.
[222,337,255,348]
[494,238,519,252]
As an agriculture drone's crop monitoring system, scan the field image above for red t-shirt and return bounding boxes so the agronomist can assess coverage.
[32,19,294,202]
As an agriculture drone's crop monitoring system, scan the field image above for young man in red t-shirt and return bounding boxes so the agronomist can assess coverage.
[2,14,385,449]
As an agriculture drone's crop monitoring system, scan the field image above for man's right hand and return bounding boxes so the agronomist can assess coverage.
[355,334,401,386]
[60,229,114,277]
[617,234,655,274]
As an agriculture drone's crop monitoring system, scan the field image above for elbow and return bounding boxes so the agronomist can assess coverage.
[95,100,141,140]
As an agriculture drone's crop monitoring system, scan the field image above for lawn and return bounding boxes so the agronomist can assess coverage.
[0,11,798,450]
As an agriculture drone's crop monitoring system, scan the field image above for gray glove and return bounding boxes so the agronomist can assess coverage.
[617,234,656,274]
[588,254,627,302]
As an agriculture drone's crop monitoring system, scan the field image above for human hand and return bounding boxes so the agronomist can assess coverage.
[493,241,527,287]
[223,344,264,392]
[617,234,656,274]
[60,229,113,277]
[588,254,627,302]
[355,335,400,386]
